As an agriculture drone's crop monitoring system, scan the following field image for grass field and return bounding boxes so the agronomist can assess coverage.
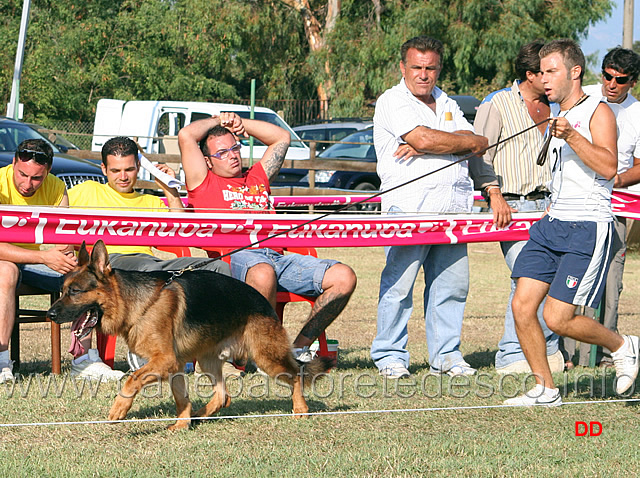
[1,243,639,477]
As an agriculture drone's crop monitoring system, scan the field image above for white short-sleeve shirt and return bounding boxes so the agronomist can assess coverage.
[373,79,474,214]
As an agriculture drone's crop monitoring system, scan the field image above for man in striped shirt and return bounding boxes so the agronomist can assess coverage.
[474,40,563,375]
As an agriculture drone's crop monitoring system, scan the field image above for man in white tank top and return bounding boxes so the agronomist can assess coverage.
[505,39,639,406]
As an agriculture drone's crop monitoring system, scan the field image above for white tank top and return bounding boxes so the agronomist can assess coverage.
[548,94,613,222]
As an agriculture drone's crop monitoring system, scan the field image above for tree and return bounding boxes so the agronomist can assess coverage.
[0,0,615,123]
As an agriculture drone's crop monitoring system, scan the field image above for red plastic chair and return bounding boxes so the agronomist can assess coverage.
[202,246,330,358]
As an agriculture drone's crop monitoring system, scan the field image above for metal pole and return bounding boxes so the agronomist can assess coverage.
[7,0,31,120]
[623,0,634,49]
[249,79,256,165]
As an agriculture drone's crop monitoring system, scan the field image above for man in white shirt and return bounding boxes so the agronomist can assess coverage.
[371,36,503,378]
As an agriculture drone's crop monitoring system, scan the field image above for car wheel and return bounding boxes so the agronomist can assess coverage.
[350,182,380,212]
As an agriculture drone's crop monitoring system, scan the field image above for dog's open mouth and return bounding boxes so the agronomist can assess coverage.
[68,309,99,356]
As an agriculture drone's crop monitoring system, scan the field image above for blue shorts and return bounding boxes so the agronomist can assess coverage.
[230,248,339,297]
[17,264,65,293]
[512,215,613,307]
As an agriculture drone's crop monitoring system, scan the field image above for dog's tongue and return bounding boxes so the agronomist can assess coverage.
[68,334,85,357]
[68,311,94,356]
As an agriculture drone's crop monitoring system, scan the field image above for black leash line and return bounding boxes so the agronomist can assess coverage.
[164,116,550,282]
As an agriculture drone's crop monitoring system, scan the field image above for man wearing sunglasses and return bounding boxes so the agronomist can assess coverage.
[179,114,357,363]
[0,139,77,383]
[563,47,640,369]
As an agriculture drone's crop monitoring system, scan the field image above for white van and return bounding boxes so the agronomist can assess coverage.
[91,99,309,181]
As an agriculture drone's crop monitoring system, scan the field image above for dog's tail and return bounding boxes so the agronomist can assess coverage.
[298,356,334,386]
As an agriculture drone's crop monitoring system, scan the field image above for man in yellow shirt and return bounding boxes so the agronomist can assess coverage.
[0,139,77,383]
[68,136,229,376]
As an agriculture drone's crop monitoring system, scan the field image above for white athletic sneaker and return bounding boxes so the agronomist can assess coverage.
[430,361,477,377]
[504,384,562,407]
[71,349,125,382]
[611,335,639,395]
[293,346,316,363]
[0,360,14,384]
[379,362,411,379]
[127,351,148,372]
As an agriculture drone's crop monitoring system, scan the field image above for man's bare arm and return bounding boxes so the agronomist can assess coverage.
[402,126,489,156]
[552,103,617,179]
[240,118,290,182]
[153,163,184,211]
[614,157,640,188]
[178,115,223,190]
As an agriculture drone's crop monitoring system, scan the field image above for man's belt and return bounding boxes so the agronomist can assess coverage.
[502,191,550,201]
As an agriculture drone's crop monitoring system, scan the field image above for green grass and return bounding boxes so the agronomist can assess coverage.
[2,244,639,477]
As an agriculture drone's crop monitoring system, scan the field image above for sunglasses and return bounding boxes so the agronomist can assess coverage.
[17,149,50,165]
[602,71,632,85]
[206,143,242,160]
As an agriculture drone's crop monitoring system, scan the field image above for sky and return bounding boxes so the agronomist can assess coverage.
[581,0,640,67]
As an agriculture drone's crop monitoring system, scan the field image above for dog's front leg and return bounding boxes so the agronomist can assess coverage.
[108,365,169,422]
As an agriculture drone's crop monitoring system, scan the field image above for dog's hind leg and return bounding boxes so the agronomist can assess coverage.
[246,316,309,417]
[168,371,192,431]
[192,357,230,418]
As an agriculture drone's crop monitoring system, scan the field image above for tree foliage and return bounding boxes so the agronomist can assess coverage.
[0,0,614,123]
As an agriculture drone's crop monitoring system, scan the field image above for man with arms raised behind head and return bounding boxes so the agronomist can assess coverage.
[506,39,639,406]
[68,136,230,377]
[0,139,77,383]
[178,114,356,363]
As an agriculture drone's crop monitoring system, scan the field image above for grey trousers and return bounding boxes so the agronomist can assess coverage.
[108,253,231,276]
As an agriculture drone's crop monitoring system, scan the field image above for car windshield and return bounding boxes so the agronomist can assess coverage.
[0,123,60,153]
[318,129,375,160]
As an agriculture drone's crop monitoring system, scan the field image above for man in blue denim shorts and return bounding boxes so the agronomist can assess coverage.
[179,112,357,362]
[505,40,639,407]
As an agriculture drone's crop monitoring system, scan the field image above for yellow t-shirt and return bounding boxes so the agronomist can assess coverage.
[68,181,167,255]
[0,164,66,250]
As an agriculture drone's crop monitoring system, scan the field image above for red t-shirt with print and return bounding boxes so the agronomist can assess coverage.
[188,163,272,213]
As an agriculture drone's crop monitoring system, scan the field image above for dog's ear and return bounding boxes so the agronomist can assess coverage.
[90,240,112,277]
[78,241,90,266]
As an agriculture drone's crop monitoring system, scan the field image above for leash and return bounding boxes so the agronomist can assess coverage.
[163,116,550,284]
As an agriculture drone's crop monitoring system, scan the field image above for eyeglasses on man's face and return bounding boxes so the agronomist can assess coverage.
[206,143,242,160]
[602,70,632,85]
[17,148,50,165]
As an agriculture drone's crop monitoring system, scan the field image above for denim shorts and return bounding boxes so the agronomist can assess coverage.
[17,263,65,293]
[230,248,338,297]
[512,215,613,307]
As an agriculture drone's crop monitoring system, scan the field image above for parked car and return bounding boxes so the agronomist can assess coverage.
[26,123,80,152]
[450,95,481,124]
[293,121,372,153]
[0,117,105,190]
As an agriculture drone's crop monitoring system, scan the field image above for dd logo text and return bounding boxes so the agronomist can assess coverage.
[575,421,602,437]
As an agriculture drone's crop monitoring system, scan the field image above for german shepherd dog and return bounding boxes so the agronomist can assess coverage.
[47,240,331,430]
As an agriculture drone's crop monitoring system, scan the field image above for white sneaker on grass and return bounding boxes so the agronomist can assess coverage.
[611,335,639,394]
[293,346,316,363]
[379,362,410,379]
[504,384,562,407]
[0,360,14,384]
[430,361,477,377]
[71,349,125,382]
